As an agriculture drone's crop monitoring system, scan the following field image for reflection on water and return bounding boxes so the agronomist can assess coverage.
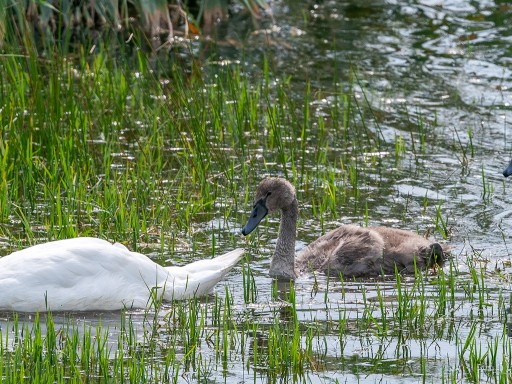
[1,0,512,382]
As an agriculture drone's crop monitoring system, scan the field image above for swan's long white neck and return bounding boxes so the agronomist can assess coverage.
[269,198,298,279]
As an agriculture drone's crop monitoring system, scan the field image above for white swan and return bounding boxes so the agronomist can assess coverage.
[0,237,244,312]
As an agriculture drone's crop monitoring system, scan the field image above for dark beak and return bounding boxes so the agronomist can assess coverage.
[241,199,268,236]
[504,160,512,178]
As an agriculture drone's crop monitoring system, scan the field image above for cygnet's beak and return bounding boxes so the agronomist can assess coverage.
[241,199,268,236]
[504,160,512,178]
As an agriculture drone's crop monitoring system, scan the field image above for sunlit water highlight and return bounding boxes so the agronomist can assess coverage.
[1,0,512,383]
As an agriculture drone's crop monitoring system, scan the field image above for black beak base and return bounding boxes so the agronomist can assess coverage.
[504,160,512,178]
[241,200,268,236]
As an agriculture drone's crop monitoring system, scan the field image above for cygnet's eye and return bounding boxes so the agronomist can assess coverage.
[266,191,272,197]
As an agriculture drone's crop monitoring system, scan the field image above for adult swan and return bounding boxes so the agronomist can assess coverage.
[242,177,447,279]
[0,237,244,312]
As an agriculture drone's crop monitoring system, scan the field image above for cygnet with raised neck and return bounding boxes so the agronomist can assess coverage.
[241,177,447,280]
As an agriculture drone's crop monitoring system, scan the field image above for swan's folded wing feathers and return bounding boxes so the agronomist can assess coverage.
[162,249,244,299]
[164,266,234,298]
[0,239,243,311]
[175,248,244,273]
[0,238,166,311]
[297,226,385,277]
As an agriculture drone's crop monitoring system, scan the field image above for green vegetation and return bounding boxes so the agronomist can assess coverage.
[0,37,387,251]
[0,19,510,384]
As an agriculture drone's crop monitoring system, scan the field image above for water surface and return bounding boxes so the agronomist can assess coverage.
[2,0,512,383]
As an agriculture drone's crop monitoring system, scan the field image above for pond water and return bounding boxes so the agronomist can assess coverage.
[1,0,512,383]
[237,0,512,262]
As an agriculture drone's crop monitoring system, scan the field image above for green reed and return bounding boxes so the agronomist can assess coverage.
[0,40,384,252]
[481,165,494,203]
[1,27,508,384]
[435,200,450,239]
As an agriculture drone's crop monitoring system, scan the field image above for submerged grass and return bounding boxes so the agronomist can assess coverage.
[0,33,508,384]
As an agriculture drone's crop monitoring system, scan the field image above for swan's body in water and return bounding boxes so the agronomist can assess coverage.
[0,237,244,312]
[242,177,447,279]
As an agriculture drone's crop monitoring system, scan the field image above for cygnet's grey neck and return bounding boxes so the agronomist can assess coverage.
[269,198,299,280]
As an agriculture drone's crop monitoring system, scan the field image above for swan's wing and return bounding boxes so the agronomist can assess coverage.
[0,239,243,311]
[163,248,244,299]
[297,226,386,277]
[0,238,167,311]
[2,237,167,282]
[176,248,245,273]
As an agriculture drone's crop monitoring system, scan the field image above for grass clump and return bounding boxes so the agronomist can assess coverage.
[0,35,391,252]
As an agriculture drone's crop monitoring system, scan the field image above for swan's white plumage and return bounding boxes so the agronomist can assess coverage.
[0,237,244,312]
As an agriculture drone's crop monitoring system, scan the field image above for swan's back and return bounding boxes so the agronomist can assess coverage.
[296,225,445,277]
[0,238,170,311]
[372,227,444,274]
[296,225,385,277]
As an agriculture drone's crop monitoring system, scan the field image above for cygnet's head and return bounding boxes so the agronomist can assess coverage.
[241,178,296,236]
